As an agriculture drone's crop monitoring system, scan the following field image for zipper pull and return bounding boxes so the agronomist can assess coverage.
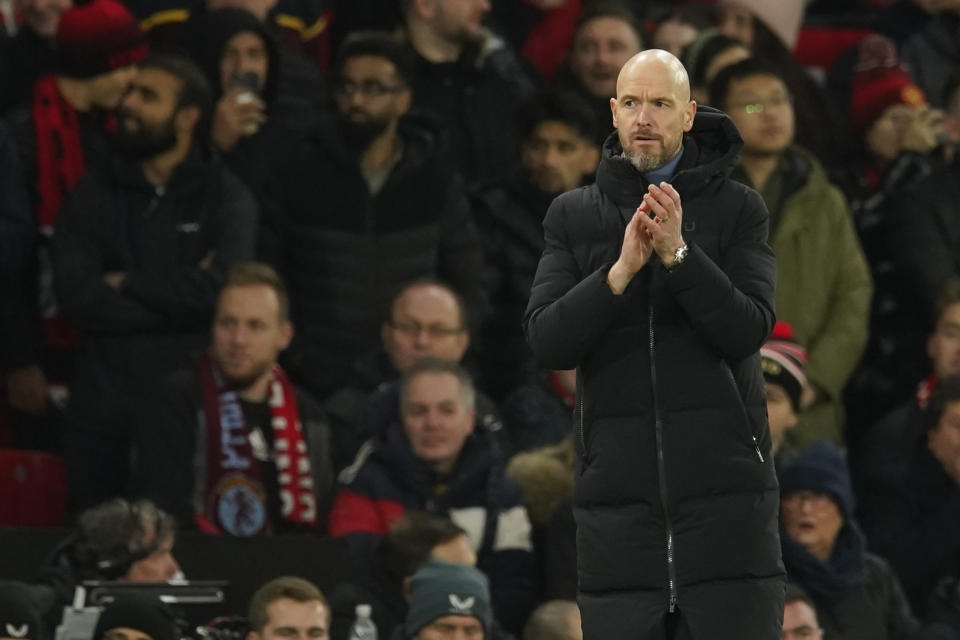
[752,436,765,463]
[669,592,678,613]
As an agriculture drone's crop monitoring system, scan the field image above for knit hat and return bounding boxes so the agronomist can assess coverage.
[405,561,493,637]
[56,0,148,78]
[779,441,855,520]
[847,34,926,131]
[719,0,806,50]
[760,321,808,413]
[0,581,42,640]
[92,593,178,640]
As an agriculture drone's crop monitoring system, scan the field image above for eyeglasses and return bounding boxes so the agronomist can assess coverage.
[781,491,835,512]
[389,321,465,338]
[730,94,793,115]
[334,79,406,98]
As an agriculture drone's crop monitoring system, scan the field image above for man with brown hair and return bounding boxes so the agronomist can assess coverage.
[133,262,333,536]
[247,577,330,640]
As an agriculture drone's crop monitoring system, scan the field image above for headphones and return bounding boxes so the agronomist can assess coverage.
[75,499,157,580]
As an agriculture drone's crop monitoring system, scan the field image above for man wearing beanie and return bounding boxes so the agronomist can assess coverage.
[0,580,45,640]
[402,561,492,640]
[92,593,178,640]
[710,57,871,446]
[779,441,939,639]
[2,0,148,449]
[759,322,808,467]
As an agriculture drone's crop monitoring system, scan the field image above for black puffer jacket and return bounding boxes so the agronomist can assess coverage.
[278,116,484,400]
[524,107,784,638]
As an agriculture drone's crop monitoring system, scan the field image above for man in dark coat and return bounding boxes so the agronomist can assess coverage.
[52,54,257,512]
[524,49,783,638]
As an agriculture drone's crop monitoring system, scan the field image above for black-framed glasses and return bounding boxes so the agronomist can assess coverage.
[729,93,793,115]
[334,79,406,99]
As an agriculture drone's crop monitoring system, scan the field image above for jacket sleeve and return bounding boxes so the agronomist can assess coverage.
[666,187,776,360]
[437,173,487,326]
[327,458,406,537]
[52,176,168,334]
[479,479,537,636]
[524,194,632,370]
[122,171,258,324]
[804,188,872,399]
[869,555,924,640]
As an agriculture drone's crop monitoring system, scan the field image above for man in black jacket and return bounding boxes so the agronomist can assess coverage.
[53,53,257,513]
[133,263,333,535]
[277,33,483,401]
[524,49,782,638]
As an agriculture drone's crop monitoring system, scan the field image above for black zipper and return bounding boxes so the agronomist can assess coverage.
[723,366,765,463]
[576,371,586,458]
[649,303,678,612]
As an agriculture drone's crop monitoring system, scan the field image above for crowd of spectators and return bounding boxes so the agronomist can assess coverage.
[4,0,960,637]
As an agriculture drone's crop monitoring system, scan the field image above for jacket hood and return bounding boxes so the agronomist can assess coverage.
[596,105,743,208]
[191,8,281,107]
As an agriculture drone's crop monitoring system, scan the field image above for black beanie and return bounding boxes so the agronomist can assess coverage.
[92,593,177,640]
[779,441,855,520]
[405,561,492,637]
[0,581,43,640]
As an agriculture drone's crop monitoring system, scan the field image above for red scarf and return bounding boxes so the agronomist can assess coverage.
[197,353,317,535]
[32,75,84,350]
[916,374,938,410]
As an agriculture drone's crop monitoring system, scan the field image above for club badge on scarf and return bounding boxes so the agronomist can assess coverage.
[198,353,317,535]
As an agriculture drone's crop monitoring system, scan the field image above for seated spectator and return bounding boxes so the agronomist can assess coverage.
[522,600,581,640]
[902,2,960,109]
[247,577,330,640]
[650,5,713,59]
[328,513,475,640]
[92,593,178,640]
[37,499,180,623]
[472,90,599,403]
[552,1,644,144]
[323,279,504,472]
[831,35,946,434]
[0,580,45,640]
[400,561,492,640]
[711,58,871,445]
[858,372,960,618]
[759,322,808,469]
[681,29,749,105]
[399,0,530,187]
[779,441,928,639]
[888,71,960,325]
[52,53,257,512]
[329,358,535,634]
[4,0,146,447]
[278,32,483,402]
[782,584,823,640]
[133,263,332,535]
[716,0,841,164]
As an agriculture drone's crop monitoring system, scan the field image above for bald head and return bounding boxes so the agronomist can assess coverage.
[610,48,696,173]
[616,49,691,103]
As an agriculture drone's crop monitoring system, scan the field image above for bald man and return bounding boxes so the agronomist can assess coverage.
[524,50,783,639]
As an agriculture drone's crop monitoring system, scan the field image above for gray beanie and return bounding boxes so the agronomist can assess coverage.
[405,561,492,637]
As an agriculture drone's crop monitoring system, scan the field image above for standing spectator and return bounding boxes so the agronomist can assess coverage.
[760,322,808,469]
[779,441,936,639]
[278,33,483,402]
[681,30,750,105]
[399,0,528,187]
[901,1,960,108]
[472,90,599,403]
[0,0,69,113]
[553,1,644,144]
[133,263,333,535]
[3,0,146,449]
[329,358,535,634]
[52,54,257,512]
[247,577,330,640]
[711,58,872,445]
[717,0,842,165]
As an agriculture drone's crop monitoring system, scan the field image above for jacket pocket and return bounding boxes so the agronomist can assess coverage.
[722,362,765,463]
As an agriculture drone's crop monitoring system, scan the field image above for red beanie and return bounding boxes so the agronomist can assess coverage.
[761,321,808,412]
[848,34,926,131]
[56,0,148,78]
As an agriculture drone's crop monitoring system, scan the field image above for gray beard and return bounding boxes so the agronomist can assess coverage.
[624,151,667,173]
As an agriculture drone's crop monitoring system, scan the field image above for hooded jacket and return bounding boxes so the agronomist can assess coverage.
[524,107,784,638]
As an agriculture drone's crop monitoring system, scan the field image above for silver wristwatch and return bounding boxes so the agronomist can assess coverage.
[665,243,689,271]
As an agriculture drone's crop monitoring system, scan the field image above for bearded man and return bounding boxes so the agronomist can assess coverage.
[133,262,333,535]
[52,53,257,513]
[524,49,784,639]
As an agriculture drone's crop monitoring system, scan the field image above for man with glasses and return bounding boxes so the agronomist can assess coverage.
[709,57,872,447]
[325,278,509,472]
[276,32,483,403]
[329,358,535,635]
